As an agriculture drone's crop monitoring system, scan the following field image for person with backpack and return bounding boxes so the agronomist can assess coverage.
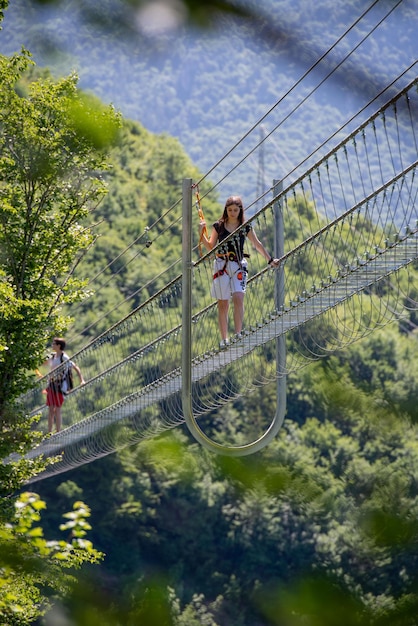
[43,337,85,433]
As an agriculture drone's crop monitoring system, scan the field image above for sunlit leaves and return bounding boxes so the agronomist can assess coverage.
[0,492,103,625]
[66,91,121,150]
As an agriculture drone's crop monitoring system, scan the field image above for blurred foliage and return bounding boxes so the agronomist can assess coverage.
[0,0,7,25]
[0,492,103,626]
[14,0,255,33]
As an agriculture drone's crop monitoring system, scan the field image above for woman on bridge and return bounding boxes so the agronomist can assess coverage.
[43,337,85,433]
[199,195,280,349]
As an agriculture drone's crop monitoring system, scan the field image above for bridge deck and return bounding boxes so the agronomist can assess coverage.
[20,233,417,462]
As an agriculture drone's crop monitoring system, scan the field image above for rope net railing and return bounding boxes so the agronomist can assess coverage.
[11,77,418,481]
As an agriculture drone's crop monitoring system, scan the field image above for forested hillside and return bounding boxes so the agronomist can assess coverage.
[63,117,221,347]
[30,93,418,626]
[34,327,418,625]
[1,2,418,623]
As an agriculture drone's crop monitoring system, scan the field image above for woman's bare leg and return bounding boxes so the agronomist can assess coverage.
[48,405,62,433]
[48,407,55,433]
[217,299,230,340]
[232,292,244,334]
[55,406,62,432]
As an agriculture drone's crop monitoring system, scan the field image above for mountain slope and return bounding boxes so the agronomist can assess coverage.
[1,0,417,201]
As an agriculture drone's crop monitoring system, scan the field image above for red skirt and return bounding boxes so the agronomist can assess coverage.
[46,385,64,407]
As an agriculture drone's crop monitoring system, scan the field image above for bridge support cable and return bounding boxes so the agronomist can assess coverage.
[182,179,287,456]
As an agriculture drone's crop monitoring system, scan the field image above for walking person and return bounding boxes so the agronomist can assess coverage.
[43,337,85,433]
[198,195,280,349]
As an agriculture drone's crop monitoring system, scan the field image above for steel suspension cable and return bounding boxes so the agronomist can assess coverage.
[195,0,400,196]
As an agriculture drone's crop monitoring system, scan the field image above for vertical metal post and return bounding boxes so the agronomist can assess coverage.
[273,179,287,415]
[182,178,193,420]
[273,179,285,310]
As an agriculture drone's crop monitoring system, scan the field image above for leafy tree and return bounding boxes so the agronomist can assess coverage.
[0,491,103,626]
[0,48,120,622]
[0,50,120,407]
[0,0,7,25]
[0,49,120,488]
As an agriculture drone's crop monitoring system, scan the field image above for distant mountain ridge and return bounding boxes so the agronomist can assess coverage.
[1,0,417,200]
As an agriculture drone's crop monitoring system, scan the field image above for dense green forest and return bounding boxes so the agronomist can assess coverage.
[33,330,418,625]
[1,1,418,624]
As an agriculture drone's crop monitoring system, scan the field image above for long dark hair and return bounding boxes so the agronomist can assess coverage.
[220,196,244,225]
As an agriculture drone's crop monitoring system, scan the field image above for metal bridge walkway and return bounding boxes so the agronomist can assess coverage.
[21,230,417,463]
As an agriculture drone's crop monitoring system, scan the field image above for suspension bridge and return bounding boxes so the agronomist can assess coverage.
[9,76,418,482]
